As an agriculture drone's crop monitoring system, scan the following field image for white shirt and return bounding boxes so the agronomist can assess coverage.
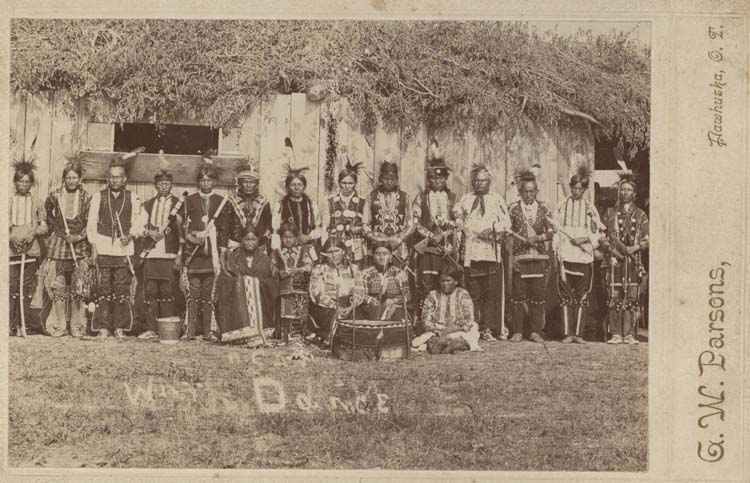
[86,190,145,257]
[554,197,603,264]
[454,192,510,264]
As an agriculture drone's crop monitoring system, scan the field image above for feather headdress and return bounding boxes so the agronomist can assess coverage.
[617,171,636,188]
[13,136,38,177]
[62,151,87,177]
[196,148,221,180]
[154,149,173,182]
[109,146,145,175]
[426,138,450,175]
[341,156,363,176]
[569,162,592,187]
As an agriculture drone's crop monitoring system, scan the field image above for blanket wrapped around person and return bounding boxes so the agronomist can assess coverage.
[215,229,278,345]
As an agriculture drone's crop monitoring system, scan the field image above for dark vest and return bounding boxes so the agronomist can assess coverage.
[279,196,315,235]
[327,193,366,234]
[97,189,132,238]
[143,194,181,254]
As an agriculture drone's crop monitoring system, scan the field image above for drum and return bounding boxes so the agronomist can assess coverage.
[157,316,182,344]
[332,319,411,361]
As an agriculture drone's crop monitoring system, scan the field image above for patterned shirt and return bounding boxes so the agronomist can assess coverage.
[509,200,554,258]
[421,287,476,335]
[45,188,92,260]
[309,262,363,309]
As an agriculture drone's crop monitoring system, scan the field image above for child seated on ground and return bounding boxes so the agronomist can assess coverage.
[412,266,482,354]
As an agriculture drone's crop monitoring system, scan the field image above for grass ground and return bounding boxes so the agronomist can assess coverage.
[9,335,647,471]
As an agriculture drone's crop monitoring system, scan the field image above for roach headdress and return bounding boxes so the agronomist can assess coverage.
[154,149,173,182]
[426,138,450,176]
[13,136,37,179]
[514,166,537,186]
[617,171,637,189]
[470,162,490,181]
[196,148,220,180]
[569,162,592,188]
[109,146,145,176]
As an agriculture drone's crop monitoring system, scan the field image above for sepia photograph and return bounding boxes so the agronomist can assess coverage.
[7,16,652,472]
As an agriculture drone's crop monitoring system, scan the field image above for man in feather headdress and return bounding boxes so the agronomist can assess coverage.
[507,168,555,343]
[180,156,232,341]
[228,160,273,252]
[601,173,649,344]
[43,155,92,337]
[367,161,413,267]
[411,140,459,319]
[453,162,511,341]
[136,165,184,340]
[9,151,48,336]
[554,164,603,343]
[86,149,146,339]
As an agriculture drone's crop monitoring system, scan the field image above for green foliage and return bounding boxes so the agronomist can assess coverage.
[12,19,650,148]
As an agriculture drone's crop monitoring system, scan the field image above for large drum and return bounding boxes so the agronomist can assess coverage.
[331,319,411,361]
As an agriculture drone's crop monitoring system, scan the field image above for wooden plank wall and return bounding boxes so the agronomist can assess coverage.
[10,93,594,213]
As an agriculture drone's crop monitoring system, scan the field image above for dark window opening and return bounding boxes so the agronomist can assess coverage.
[594,135,650,214]
[114,123,219,155]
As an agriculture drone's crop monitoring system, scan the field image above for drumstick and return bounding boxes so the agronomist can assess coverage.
[114,208,135,276]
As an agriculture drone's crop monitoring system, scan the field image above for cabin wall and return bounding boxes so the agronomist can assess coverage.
[10,92,593,211]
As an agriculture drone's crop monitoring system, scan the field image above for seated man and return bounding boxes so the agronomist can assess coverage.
[412,266,481,354]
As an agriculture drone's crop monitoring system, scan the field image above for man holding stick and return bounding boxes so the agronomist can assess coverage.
[9,154,48,336]
[179,157,231,342]
[86,150,146,339]
[43,156,92,337]
[453,162,510,342]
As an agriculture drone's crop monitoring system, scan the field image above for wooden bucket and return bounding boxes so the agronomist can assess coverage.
[157,316,182,345]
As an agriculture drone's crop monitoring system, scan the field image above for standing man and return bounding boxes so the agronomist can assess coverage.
[137,168,183,340]
[507,169,555,343]
[411,142,459,317]
[601,173,649,345]
[228,161,273,252]
[10,156,48,336]
[180,158,231,341]
[453,163,510,341]
[367,161,413,267]
[44,156,91,337]
[86,151,146,339]
[554,164,603,343]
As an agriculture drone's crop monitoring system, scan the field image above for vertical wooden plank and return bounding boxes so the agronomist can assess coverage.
[238,102,262,180]
[23,94,53,201]
[290,93,321,207]
[345,101,375,200]
[218,127,242,155]
[433,129,468,200]
[399,125,427,203]
[479,128,508,202]
[259,94,292,210]
[373,122,400,197]
[48,93,78,194]
[86,122,114,152]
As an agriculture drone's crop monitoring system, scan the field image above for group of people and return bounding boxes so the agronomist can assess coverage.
[8,141,649,353]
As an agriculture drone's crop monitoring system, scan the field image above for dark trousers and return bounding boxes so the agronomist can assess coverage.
[93,257,133,332]
[309,303,336,340]
[465,261,503,334]
[9,257,37,334]
[605,257,642,338]
[510,263,547,336]
[144,279,176,332]
[559,261,593,336]
[186,273,214,337]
